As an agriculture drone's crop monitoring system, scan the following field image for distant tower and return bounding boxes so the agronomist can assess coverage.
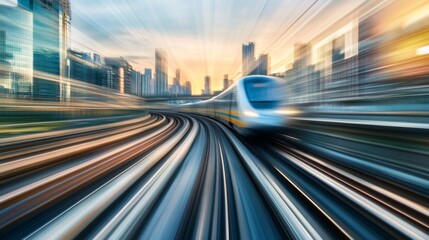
[185,81,192,96]
[257,54,270,75]
[131,70,141,96]
[223,74,229,90]
[142,68,152,96]
[155,49,168,96]
[204,75,211,95]
[173,68,180,94]
[242,42,256,76]
[175,68,181,83]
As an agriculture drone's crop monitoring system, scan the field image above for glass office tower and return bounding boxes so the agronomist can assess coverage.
[0,3,33,99]
[155,49,168,96]
[18,0,71,101]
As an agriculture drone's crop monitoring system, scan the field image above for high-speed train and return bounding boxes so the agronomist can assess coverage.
[180,75,288,133]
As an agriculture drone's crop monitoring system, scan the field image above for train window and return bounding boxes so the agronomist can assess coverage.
[244,77,281,109]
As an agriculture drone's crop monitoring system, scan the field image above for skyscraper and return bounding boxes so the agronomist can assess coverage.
[0,3,33,99]
[242,42,256,76]
[256,54,270,75]
[67,49,99,101]
[104,57,132,94]
[155,49,168,96]
[223,74,229,90]
[185,81,192,96]
[173,68,180,94]
[18,0,71,101]
[131,70,142,96]
[285,43,320,104]
[332,35,346,63]
[204,75,211,95]
[175,68,180,83]
[67,50,96,84]
[293,43,312,68]
[142,68,152,96]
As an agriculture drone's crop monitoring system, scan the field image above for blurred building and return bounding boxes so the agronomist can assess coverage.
[18,0,71,101]
[93,53,103,66]
[104,57,132,94]
[242,42,256,76]
[242,42,270,76]
[223,74,230,90]
[256,54,270,75]
[310,15,360,103]
[142,68,152,96]
[131,70,142,96]
[185,80,192,96]
[91,54,110,88]
[0,3,33,99]
[67,50,96,84]
[294,44,312,67]
[67,49,104,101]
[155,49,168,96]
[329,35,358,100]
[285,43,321,104]
[356,1,429,101]
[204,75,211,95]
[172,68,181,95]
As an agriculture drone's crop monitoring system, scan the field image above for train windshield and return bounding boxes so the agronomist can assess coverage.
[244,78,281,109]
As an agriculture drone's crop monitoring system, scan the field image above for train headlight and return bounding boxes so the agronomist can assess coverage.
[275,108,301,115]
[417,46,429,55]
[243,110,259,117]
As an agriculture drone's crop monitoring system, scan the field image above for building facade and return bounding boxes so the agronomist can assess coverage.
[204,75,211,95]
[131,70,142,96]
[19,0,71,101]
[172,68,180,95]
[256,54,270,75]
[142,68,152,96]
[185,80,192,96]
[242,42,256,76]
[223,74,229,90]
[104,57,132,94]
[0,3,33,99]
[285,43,321,104]
[155,49,167,96]
[67,50,96,84]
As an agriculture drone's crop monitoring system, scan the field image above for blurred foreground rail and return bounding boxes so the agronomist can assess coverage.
[0,112,427,239]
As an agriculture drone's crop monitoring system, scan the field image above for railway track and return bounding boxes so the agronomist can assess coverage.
[0,112,427,239]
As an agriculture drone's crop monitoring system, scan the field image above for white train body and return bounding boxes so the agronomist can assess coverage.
[180,76,286,133]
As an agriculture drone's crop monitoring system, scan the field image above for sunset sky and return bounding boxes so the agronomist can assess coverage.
[71,0,366,93]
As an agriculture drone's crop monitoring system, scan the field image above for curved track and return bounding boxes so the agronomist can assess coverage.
[0,112,427,239]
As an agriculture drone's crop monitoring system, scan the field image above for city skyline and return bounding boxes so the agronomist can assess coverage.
[2,0,428,98]
[70,0,367,93]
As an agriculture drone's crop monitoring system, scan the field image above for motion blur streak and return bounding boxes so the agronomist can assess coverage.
[1,0,429,239]
[0,112,426,239]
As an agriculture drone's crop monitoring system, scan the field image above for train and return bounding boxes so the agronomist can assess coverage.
[180,75,289,134]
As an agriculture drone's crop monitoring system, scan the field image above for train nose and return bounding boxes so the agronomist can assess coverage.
[251,110,286,128]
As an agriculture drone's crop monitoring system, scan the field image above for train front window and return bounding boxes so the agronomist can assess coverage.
[244,78,281,109]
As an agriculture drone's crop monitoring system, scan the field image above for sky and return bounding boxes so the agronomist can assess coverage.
[71,0,366,93]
